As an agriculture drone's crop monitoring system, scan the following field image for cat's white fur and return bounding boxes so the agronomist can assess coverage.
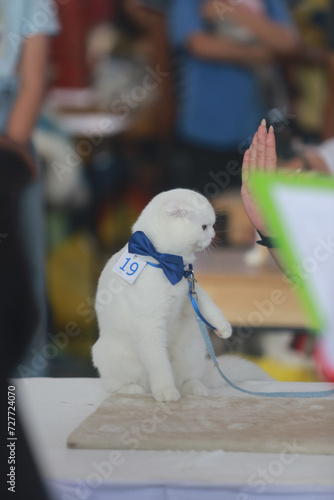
[92,189,268,402]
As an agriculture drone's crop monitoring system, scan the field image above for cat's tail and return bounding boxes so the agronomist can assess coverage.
[202,354,274,389]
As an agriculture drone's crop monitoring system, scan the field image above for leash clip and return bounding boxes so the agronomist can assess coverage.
[187,271,197,298]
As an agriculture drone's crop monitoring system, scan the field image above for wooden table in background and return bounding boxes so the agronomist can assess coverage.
[195,249,309,330]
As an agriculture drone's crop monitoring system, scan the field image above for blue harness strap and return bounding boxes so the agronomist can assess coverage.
[146,262,162,269]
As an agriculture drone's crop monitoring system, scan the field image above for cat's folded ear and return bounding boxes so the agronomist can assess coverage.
[164,199,193,218]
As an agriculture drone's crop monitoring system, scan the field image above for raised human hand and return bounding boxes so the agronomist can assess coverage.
[241,119,277,234]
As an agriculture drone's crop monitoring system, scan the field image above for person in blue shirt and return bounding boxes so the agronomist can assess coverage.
[0,0,59,376]
[168,0,299,196]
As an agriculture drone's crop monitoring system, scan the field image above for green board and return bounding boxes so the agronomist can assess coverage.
[249,171,334,333]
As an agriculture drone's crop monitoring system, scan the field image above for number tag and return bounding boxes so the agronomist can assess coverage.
[112,251,147,284]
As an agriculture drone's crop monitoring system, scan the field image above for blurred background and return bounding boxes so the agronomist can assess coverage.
[6,0,334,382]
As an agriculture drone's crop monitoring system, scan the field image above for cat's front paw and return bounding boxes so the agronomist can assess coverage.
[214,322,232,339]
[181,379,208,397]
[153,386,181,402]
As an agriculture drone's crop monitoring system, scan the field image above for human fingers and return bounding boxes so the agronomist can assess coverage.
[257,118,267,170]
[265,125,277,172]
[249,131,258,171]
[242,147,251,184]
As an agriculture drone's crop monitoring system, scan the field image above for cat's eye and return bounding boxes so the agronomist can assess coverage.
[202,225,207,230]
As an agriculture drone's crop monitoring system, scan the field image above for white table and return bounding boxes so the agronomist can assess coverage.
[15,378,334,500]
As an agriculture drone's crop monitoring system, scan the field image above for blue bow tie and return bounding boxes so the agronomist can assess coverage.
[128,231,185,285]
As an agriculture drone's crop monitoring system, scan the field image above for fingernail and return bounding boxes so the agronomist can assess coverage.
[261,118,266,126]
[269,125,274,133]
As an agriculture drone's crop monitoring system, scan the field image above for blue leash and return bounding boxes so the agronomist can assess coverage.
[147,260,334,397]
[185,268,334,399]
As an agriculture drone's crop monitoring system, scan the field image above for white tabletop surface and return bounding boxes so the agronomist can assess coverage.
[13,377,334,497]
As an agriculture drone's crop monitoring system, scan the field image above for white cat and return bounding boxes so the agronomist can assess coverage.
[92,189,268,402]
